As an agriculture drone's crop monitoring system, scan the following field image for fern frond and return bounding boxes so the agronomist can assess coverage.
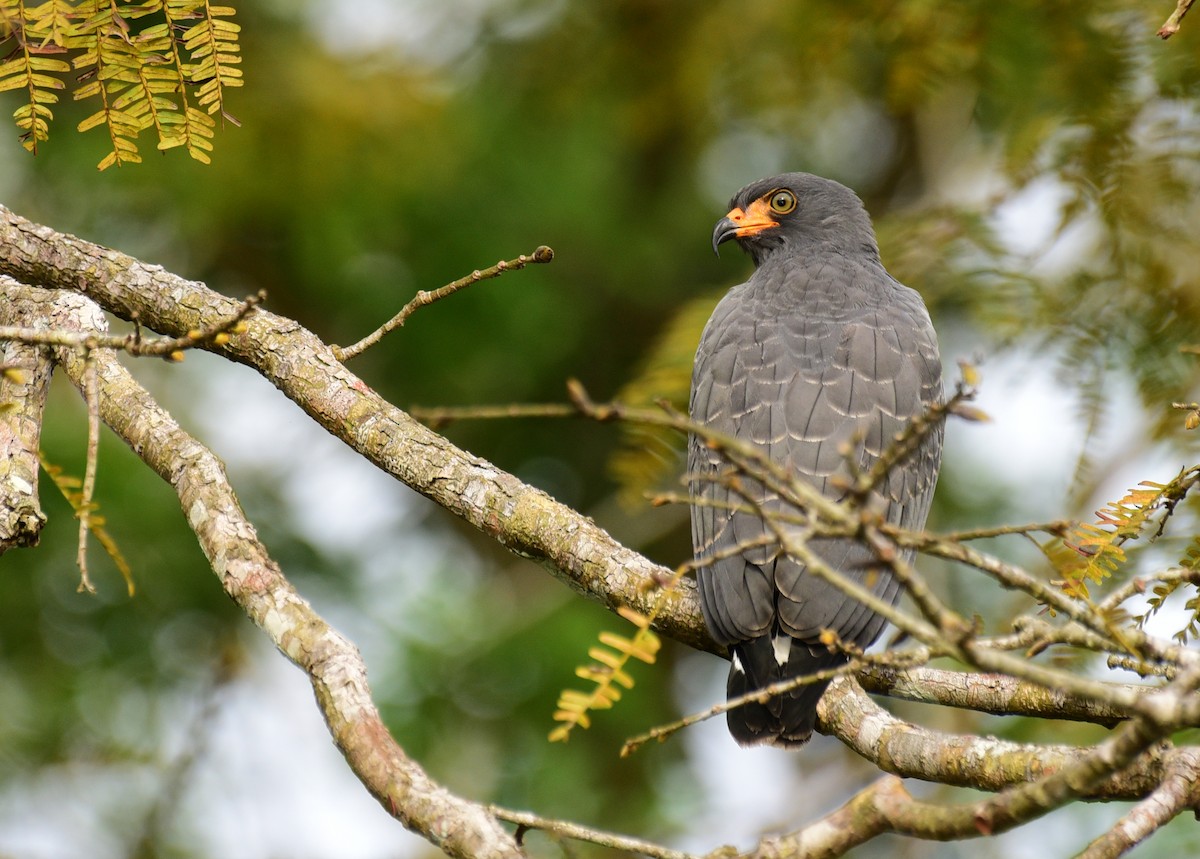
[72,3,147,167]
[0,0,70,153]
[39,453,135,596]
[168,0,240,120]
[1047,467,1200,611]
[1051,480,1173,598]
[0,0,238,163]
[549,604,663,743]
[1132,535,1200,643]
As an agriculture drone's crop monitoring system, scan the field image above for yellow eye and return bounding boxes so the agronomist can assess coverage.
[768,190,796,214]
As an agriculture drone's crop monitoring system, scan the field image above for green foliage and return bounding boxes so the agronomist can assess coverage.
[0,0,240,167]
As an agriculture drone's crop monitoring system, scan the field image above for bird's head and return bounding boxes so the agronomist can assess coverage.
[712,172,879,266]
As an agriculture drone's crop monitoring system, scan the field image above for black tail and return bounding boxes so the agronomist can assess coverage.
[726,635,847,747]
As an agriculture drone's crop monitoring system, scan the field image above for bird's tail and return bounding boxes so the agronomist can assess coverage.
[726,635,847,748]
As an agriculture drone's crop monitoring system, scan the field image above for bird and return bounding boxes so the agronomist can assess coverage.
[689,172,943,747]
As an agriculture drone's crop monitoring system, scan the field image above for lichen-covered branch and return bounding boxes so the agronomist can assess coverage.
[2,281,522,859]
[816,678,1178,800]
[1075,750,1200,858]
[0,202,711,653]
[758,673,1200,857]
[0,274,52,551]
[854,663,1131,727]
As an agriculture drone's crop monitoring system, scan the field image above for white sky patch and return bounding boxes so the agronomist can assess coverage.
[185,649,421,858]
[0,648,420,859]
[991,174,1101,275]
[940,347,1086,517]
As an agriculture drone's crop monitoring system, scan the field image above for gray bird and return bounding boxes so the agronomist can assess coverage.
[690,173,943,747]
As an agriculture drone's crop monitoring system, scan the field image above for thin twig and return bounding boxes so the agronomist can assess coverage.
[0,289,263,359]
[864,523,969,638]
[891,527,1135,655]
[1108,653,1177,680]
[76,350,99,594]
[851,380,971,500]
[1097,567,1200,617]
[938,520,1074,542]
[1159,0,1196,38]
[335,246,554,361]
[409,402,575,429]
[620,661,856,756]
[488,806,697,859]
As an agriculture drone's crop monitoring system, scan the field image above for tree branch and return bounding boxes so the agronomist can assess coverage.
[1075,749,1200,858]
[817,677,1181,801]
[0,275,51,552]
[6,204,1200,859]
[757,670,1200,856]
[854,662,1131,727]
[4,281,523,859]
[0,203,714,654]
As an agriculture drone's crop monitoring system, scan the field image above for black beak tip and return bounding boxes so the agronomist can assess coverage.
[712,217,738,257]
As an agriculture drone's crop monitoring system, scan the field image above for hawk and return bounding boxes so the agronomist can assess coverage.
[690,172,943,746]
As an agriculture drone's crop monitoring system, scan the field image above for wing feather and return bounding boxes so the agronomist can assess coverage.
[690,262,943,651]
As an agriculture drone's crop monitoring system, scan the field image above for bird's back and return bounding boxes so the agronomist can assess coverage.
[690,246,942,746]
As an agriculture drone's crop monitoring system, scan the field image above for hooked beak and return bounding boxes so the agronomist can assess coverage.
[712,216,739,256]
[711,199,779,256]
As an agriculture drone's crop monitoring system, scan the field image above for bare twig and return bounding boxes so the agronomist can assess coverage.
[892,528,1141,658]
[851,379,971,499]
[938,520,1073,542]
[410,402,575,428]
[0,289,263,359]
[75,351,99,593]
[1159,0,1196,38]
[1108,653,1177,680]
[620,660,855,756]
[1097,567,1200,618]
[489,805,698,859]
[334,246,554,361]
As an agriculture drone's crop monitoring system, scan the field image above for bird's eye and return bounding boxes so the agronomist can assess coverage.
[768,190,796,214]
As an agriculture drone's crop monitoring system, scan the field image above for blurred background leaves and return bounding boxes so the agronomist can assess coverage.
[5,1,1200,856]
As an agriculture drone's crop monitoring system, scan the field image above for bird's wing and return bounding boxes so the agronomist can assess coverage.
[690,272,942,649]
[773,296,943,646]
